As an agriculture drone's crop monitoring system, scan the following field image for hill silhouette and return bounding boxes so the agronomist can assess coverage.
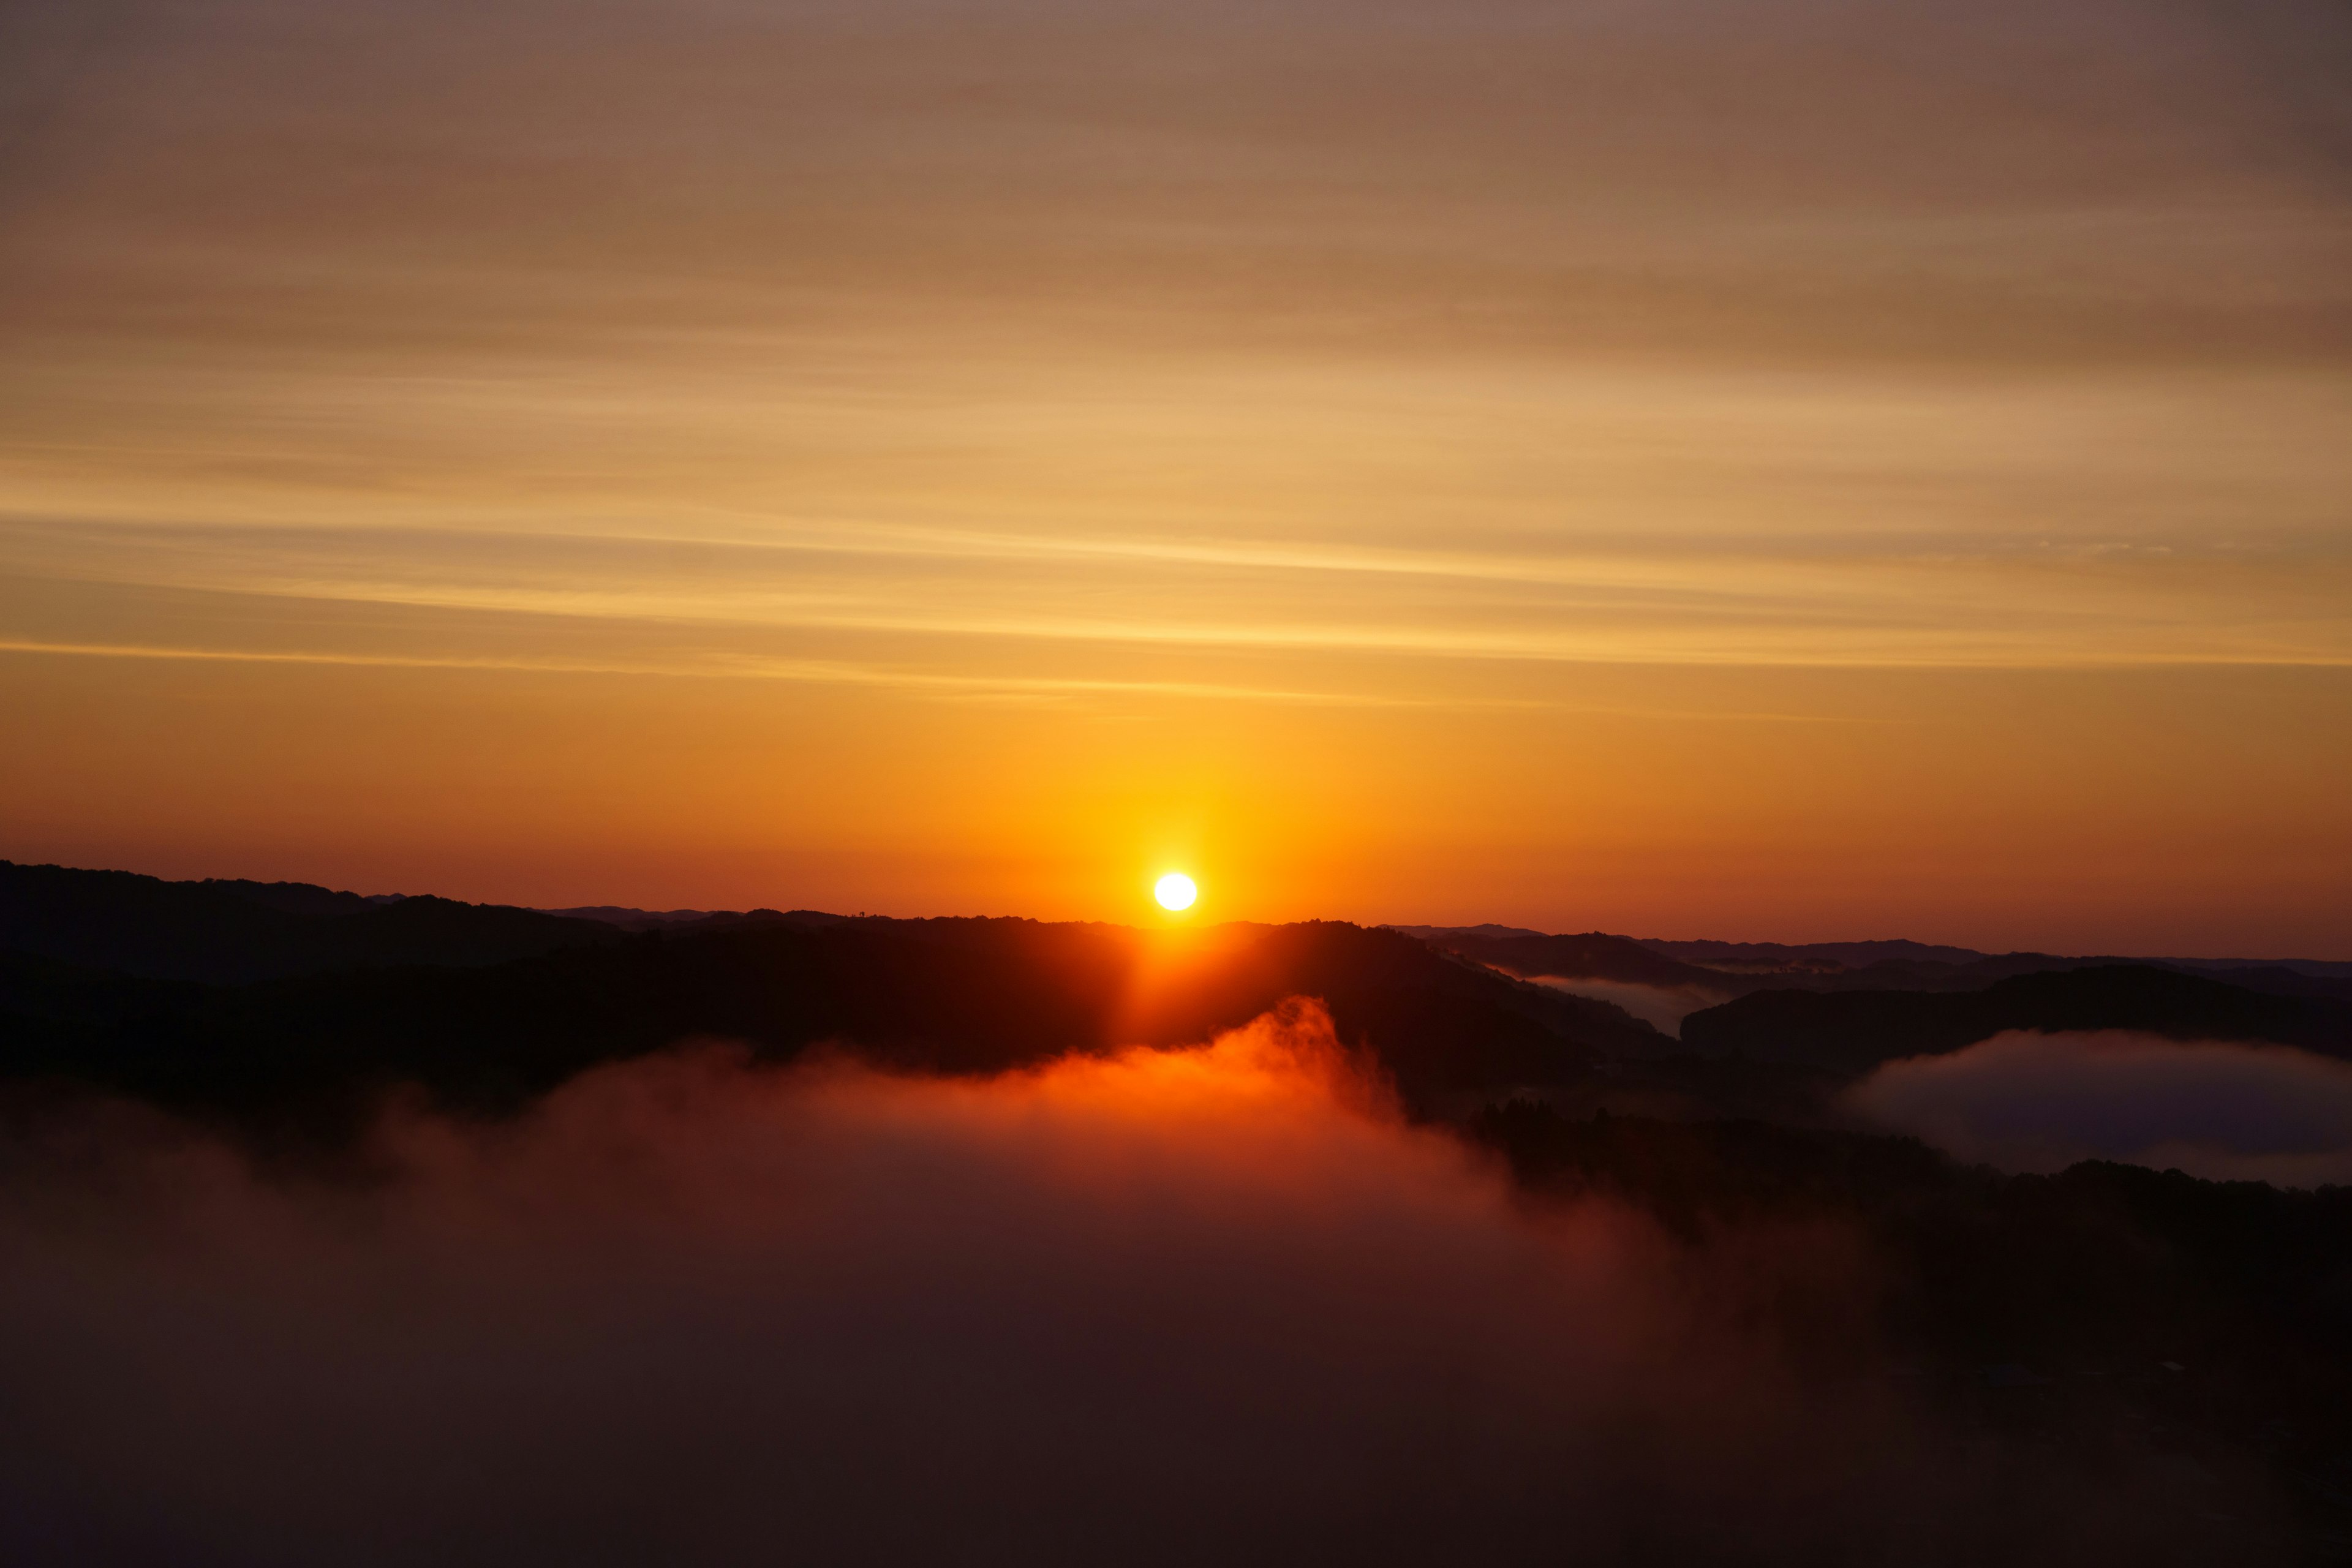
[1680,965,2352,1074]
[1395,928,1726,992]
[0,914,1661,1133]
[6,864,2351,1547]
[1414,924,2352,1009]
[12,863,2351,1134]
[0,861,616,983]
[1474,1100,2352,1500]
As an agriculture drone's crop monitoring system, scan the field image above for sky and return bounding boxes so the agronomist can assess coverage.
[1,0,2348,952]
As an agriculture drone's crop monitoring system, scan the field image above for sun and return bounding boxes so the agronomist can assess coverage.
[1153,872,1197,912]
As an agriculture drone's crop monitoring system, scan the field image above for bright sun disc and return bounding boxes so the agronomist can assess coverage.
[1154,873,1197,911]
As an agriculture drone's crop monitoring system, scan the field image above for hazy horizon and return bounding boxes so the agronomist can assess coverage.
[23,851,2352,963]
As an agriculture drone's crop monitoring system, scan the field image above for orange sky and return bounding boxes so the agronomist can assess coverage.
[2,0,2348,953]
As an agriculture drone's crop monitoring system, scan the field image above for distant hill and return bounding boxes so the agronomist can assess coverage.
[546,905,854,933]
[1641,937,1989,971]
[1387,924,1548,943]
[1679,965,2352,1075]
[541,905,724,930]
[1397,929,1728,993]
[0,861,616,983]
[1407,924,2352,1006]
[1643,936,2352,997]
[0,916,1660,1129]
[1474,1099,2352,1477]
[12,864,2348,1128]
[1401,928,2106,1005]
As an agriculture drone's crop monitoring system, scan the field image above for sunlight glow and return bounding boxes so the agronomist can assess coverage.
[1155,873,1198,912]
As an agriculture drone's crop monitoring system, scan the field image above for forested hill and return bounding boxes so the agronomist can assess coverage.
[1406,924,2352,1005]
[1679,965,2352,1072]
[0,860,615,982]
[0,913,1659,1131]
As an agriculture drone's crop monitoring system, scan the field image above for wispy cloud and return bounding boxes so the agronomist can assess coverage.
[0,636,1533,709]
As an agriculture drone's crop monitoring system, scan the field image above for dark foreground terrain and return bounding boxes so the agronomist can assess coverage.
[0,861,1651,1129]
[1474,1100,2352,1560]
[5,862,2351,1562]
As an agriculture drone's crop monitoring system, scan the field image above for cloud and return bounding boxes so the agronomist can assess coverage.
[1844,1030,2352,1186]
[0,1003,2284,1564]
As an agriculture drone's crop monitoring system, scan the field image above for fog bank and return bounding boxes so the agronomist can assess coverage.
[1532,975,1731,1035]
[0,1005,2278,1564]
[1845,1030,2352,1186]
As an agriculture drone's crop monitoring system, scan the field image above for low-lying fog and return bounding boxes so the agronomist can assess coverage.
[0,1005,2307,1565]
[1847,1030,2352,1188]
[1531,976,1730,1034]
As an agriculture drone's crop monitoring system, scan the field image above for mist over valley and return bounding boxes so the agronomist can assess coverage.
[4,861,2350,1563]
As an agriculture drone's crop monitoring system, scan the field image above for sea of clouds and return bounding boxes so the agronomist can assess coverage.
[0,1004,2294,1564]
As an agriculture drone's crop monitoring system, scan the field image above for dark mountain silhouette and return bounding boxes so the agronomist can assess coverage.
[541,904,722,930]
[1680,965,2352,1075]
[2190,965,2352,1005]
[13,860,2348,1133]
[7,863,2348,1553]
[669,908,857,933]
[1395,928,1728,992]
[0,916,1660,1132]
[544,905,856,932]
[1642,937,1990,971]
[1782,951,2352,1002]
[1643,935,2352,997]
[0,951,208,1031]
[1783,951,2178,995]
[1413,923,2352,1009]
[1412,926,2102,1001]
[1402,928,2158,1006]
[1474,1100,2352,1507]
[1387,923,1547,942]
[195,879,397,918]
[0,861,617,984]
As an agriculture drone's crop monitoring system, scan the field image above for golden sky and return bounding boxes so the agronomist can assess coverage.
[2,0,2348,952]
